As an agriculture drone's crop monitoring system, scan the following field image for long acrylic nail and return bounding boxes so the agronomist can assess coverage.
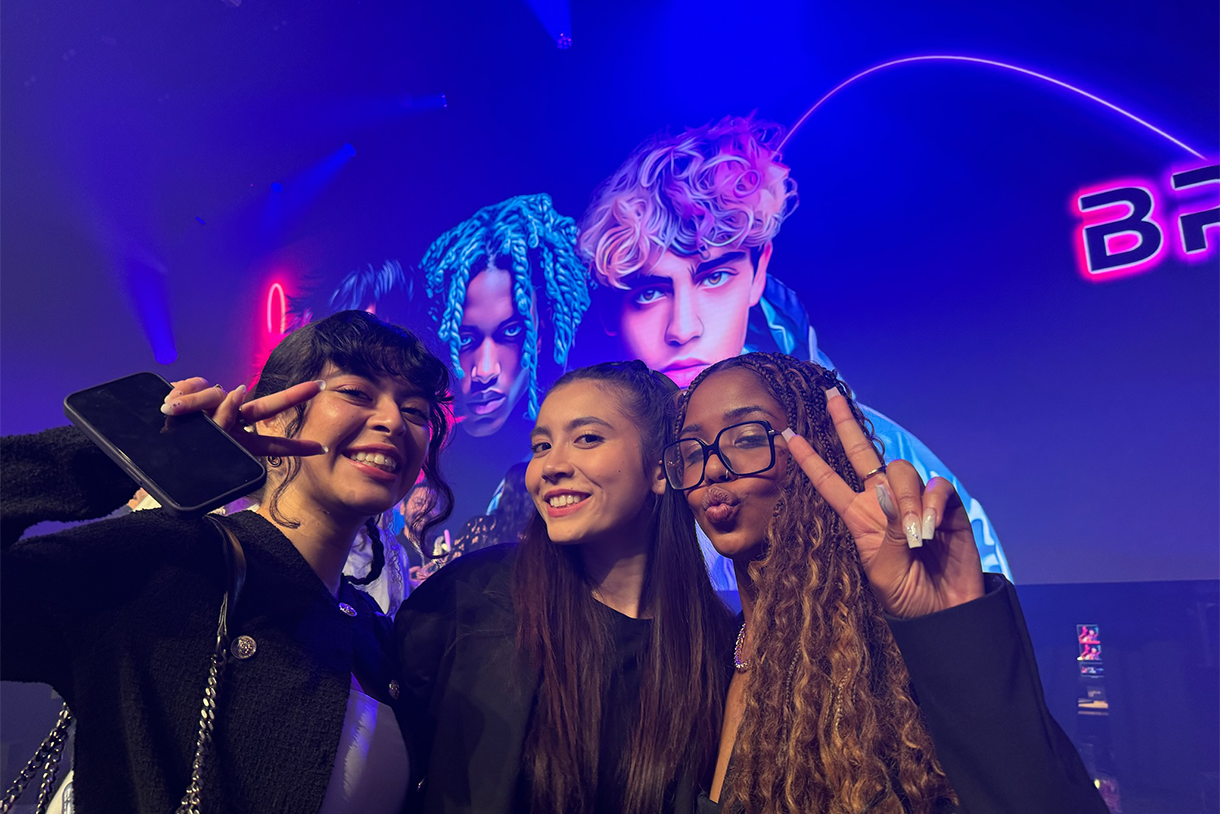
[904,514,923,549]
[159,401,181,416]
[823,387,842,402]
[875,482,899,522]
[921,508,936,541]
[781,427,796,442]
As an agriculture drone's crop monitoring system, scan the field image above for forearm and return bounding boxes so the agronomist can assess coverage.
[887,575,1108,814]
[1,426,137,546]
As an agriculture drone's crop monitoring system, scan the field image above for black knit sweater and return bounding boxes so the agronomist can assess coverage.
[1,426,409,813]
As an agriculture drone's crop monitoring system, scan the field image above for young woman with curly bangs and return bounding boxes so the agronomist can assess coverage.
[396,360,733,814]
[2,311,453,813]
[668,353,1107,814]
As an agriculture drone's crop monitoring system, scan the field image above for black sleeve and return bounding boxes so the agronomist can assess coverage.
[887,574,1108,814]
[0,427,201,693]
[1,426,139,547]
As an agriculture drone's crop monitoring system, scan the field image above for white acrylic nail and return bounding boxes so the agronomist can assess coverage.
[876,483,899,522]
[921,508,936,541]
[904,516,923,549]
[781,427,796,442]
[823,387,842,401]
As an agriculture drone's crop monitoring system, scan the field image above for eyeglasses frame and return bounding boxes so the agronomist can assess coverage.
[663,420,779,492]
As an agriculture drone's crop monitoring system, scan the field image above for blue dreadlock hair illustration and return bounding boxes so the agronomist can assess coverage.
[287,259,420,331]
[420,193,590,420]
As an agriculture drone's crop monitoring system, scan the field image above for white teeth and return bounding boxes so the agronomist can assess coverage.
[547,494,587,508]
[348,451,398,472]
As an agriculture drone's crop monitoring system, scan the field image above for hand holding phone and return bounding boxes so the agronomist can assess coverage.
[65,372,267,518]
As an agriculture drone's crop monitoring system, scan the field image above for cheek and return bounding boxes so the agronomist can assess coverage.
[619,309,661,356]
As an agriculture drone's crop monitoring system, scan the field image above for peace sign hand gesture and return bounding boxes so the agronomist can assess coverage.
[784,388,985,619]
[160,377,327,459]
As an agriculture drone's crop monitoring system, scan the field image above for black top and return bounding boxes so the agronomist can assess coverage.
[595,605,652,814]
[1,427,411,814]
[396,544,706,814]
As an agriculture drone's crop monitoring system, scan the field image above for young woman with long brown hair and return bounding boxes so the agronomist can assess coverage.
[670,352,1108,814]
[396,360,734,814]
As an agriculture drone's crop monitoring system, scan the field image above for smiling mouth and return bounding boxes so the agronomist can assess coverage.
[544,493,590,517]
[345,451,399,473]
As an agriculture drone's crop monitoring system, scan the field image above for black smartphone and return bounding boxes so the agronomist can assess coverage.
[64,372,266,518]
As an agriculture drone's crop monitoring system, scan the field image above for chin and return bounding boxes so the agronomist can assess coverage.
[703,530,764,562]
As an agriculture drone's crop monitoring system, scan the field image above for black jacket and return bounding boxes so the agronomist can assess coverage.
[700,574,1109,814]
[1,427,409,813]
[400,543,1106,814]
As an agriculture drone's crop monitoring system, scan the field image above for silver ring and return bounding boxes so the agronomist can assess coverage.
[862,464,887,481]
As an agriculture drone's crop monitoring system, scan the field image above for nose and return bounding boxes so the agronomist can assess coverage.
[664,287,702,346]
[371,396,408,438]
[703,447,732,483]
[540,444,574,482]
[470,338,500,384]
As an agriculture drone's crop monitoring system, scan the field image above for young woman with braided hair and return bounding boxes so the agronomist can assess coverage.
[669,352,1108,814]
[2,310,453,813]
[396,360,734,814]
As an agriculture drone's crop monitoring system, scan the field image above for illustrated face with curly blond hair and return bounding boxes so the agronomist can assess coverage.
[578,116,798,387]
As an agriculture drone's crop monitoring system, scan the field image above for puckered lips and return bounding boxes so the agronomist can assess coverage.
[701,485,741,527]
[343,443,402,482]
[542,488,591,518]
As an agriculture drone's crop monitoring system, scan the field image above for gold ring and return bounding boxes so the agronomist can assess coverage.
[862,465,887,481]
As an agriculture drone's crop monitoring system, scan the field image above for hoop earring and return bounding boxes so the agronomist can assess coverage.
[267,456,283,469]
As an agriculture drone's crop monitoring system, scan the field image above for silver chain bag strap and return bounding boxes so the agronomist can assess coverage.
[1,515,247,814]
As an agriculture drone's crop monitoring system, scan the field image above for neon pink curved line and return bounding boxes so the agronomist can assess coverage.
[780,55,1205,159]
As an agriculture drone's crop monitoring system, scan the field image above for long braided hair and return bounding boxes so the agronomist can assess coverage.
[677,353,955,814]
[420,193,590,420]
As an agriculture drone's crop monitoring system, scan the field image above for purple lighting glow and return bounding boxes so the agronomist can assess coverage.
[781,55,1206,159]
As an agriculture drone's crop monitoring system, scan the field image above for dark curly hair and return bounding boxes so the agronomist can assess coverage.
[251,310,454,547]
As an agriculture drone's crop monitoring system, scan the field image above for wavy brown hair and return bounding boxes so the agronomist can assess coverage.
[677,353,956,814]
[513,360,734,814]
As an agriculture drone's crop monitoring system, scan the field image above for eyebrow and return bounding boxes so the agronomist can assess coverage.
[531,415,615,438]
[618,251,751,291]
[694,251,748,275]
[680,404,775,438]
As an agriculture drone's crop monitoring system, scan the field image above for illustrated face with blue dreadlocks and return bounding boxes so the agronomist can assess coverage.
[421,194,591,437]
[577,116,798,388]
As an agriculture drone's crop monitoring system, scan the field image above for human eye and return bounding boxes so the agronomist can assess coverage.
[529,439,551,455]
[700,269,735,289]
[682,443,705,466]
[458,330,478,352]
[336,386,371,401]
[575,433,604,446]
[632,287,666,306]
[499,321,525,342]
[734,433,768,448]
[401,401,430,424]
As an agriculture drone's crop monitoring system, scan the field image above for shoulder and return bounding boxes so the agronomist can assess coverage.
[399,543,516,618]
[425,543,516,591]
